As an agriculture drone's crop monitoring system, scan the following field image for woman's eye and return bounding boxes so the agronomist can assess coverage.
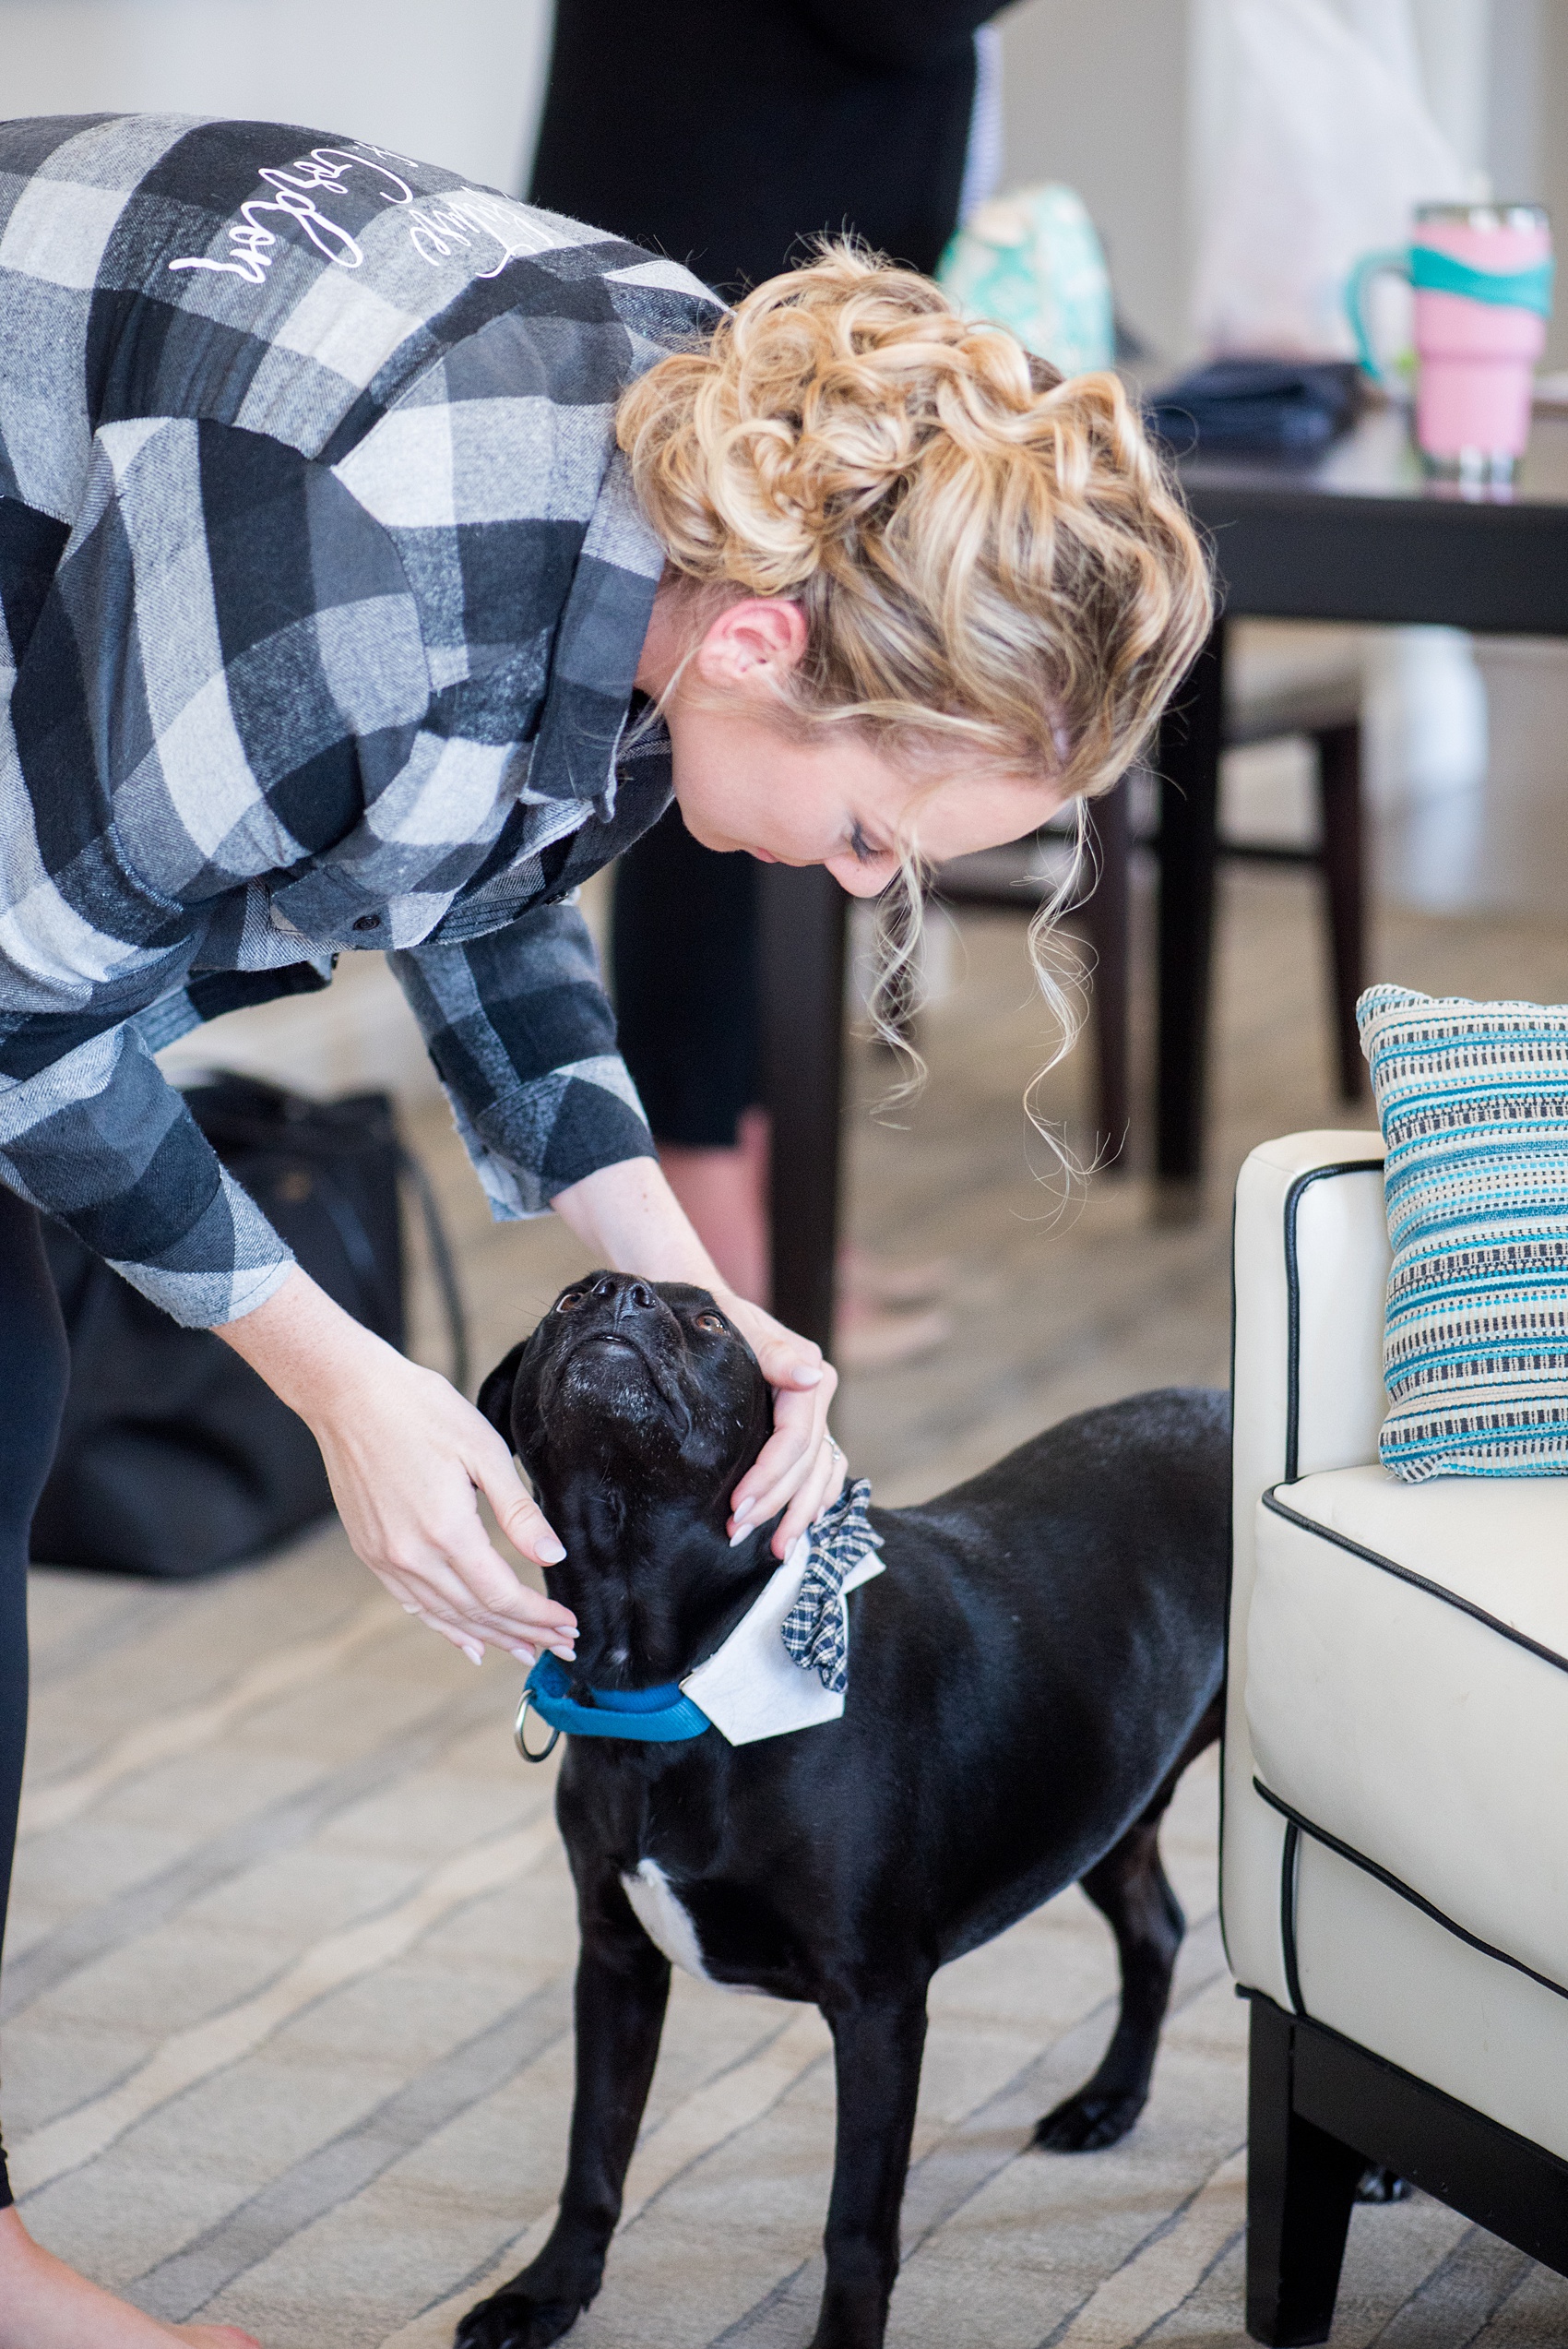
[849,822,878,864]
[555,1291,584,1313]
[694,1311,726,1334]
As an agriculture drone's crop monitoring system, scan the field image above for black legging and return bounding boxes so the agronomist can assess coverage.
[0,1185,71,2209]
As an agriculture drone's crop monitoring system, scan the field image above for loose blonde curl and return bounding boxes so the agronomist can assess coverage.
[617,243,1214,1171]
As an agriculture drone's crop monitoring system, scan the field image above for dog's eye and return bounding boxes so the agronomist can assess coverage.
[555,1291,585,1313]
[694,1311,726,1334]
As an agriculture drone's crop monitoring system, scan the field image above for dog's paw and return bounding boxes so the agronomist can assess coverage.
[453,2291,584,2349]
[1031,2088,1146,2152]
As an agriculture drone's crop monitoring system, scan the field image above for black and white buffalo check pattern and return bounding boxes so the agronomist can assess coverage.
[779,1479,884,1696]
[0,113,720,1325]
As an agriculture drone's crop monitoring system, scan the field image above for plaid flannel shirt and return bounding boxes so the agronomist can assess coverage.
[0,113,721,1327]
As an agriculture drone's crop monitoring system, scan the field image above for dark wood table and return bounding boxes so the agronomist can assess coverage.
[762,409,1568,1350]
[1159,407,1568,1182]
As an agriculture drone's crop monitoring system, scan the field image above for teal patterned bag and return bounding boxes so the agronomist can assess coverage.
[1359,984,1568,1480]
[937,185,1114,376]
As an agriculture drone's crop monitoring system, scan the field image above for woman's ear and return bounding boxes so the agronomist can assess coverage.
[694,597,808,695]
[476,1341,529,1446]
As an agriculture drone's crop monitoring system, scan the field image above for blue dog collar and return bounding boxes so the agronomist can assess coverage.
[516,1651,712,1761]
[513,1483,885,1759]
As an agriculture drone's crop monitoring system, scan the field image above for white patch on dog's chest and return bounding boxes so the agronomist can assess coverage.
[622,1858,748,1990]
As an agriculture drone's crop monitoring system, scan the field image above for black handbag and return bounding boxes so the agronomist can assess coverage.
[31,1072,469,1577]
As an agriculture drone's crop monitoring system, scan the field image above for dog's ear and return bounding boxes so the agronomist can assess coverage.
[476,1341,529,1446]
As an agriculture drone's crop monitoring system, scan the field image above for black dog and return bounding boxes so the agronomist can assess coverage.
[458,1271,1228,2349]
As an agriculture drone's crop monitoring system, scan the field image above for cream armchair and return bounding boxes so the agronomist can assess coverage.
[1228,1132,1568,2345]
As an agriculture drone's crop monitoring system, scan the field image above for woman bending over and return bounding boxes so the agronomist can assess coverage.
[0,113,1208,2344]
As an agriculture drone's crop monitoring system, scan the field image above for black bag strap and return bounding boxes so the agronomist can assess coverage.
[304,1144,469,1396]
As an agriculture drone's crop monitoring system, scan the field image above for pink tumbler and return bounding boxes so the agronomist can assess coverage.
[1348,203,1554,484]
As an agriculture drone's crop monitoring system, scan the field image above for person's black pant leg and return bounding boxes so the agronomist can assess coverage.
[0,1185,70,2209]
[611,805,762,1150]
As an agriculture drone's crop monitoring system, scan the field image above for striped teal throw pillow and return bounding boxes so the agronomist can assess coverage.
[1359,984,1568,1480]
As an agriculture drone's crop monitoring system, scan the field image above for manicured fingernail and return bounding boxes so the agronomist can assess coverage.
[464,1642,483,1667]
[537,1537,566,1564]
[792,1366,823,1385]
[550,1641,576,1661]
[508,1644,537,1664]
[729,1522,753,1548]
[401,1602,421,1615]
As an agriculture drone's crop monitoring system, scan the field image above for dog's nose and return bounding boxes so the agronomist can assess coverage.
[616,1279,658,1318]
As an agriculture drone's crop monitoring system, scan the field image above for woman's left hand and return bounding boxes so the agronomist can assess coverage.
[719,1294,845,1556]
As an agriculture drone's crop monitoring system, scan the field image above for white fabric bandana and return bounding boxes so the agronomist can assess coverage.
[681,1537,885,1746]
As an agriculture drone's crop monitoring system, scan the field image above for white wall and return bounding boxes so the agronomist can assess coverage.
[1526,0,1568,371]
[1414,0,1568,371]
[0,0,553,194]
[996,0,1194,364]
[995,0,1561,370]
[1410,0,1493,172]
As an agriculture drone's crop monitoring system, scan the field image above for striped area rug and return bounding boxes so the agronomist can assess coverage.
[11,1522,1568,2346]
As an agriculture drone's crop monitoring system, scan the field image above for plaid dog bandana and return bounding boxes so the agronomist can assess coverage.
[780,1479,884,1695]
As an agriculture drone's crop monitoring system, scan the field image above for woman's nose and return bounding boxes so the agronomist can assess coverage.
[824,853,893,900]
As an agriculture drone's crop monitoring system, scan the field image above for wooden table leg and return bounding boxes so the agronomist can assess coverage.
[1313,721,1366,1103]
[1156,618,1228,1186]
[760,863,848,1355]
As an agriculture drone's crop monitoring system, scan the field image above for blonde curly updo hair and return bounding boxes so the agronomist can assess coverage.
[616,241,1213,805]
[618,243,1213,1161]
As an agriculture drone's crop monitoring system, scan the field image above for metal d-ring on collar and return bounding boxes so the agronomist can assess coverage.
[515,1686,562,1764]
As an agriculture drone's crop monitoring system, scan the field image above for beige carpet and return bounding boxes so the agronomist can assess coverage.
[9,864,1568,2345]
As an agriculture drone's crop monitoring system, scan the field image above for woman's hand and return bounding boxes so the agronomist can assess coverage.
[308,1354,579,1666]
[551,1157,846,1559]
[716,1294,845,1556]
[218,1270,577,1667]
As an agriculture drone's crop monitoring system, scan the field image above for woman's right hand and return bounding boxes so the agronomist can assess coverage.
[310,1350,579,1666]
[217,1270,577,1666]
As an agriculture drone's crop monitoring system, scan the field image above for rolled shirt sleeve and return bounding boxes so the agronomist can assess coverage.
[390,900,655,1218]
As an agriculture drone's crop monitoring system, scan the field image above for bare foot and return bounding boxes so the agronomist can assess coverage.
[0,2208,260,2349]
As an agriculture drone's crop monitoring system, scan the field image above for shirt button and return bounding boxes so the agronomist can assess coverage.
[352,913,383,932]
